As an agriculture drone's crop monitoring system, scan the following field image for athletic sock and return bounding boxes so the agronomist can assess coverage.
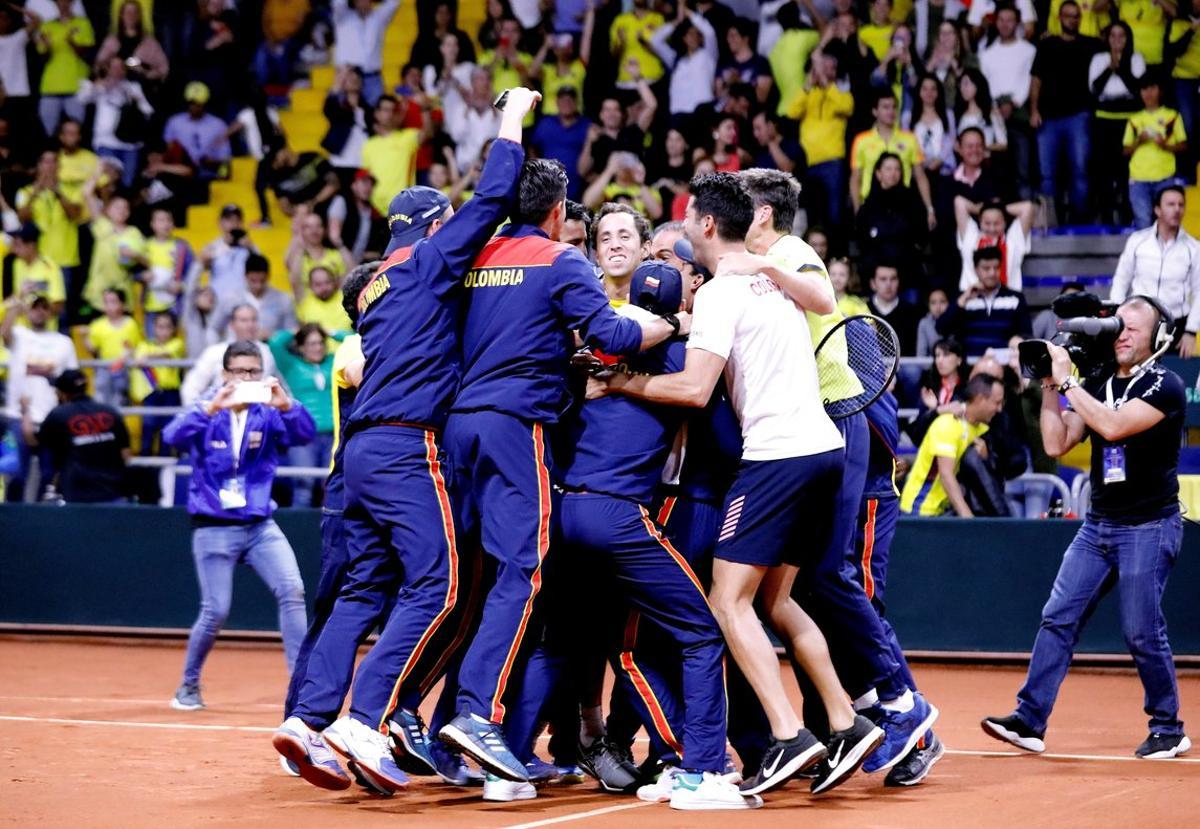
[853,688,880,711]
[579,706,605,747]
[880,688,915,714]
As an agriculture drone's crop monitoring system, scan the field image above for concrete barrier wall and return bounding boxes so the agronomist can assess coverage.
[1,506,1196,655]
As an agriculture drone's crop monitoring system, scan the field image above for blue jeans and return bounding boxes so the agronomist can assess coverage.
[97,146,141,188]
[1016,513,1184,736]
[288,431,334,507]
[361,71,383,107]
[805,159,846,231]
[38,95,84,138]
[182,519,308,686]
[1037,111,1091,218]
[1175,79,1199,185]
[1129,177,1183,230]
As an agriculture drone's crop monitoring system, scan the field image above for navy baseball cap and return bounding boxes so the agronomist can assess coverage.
[672,237,711,280]
[631,261,683,316]
[386,186,452,253]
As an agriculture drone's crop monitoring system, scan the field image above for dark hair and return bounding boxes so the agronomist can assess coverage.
[979,200,1008,225]
[245,253,269,274]
[957,125,986,146]
[102,287,127,305]
[872,151,904,183]
[739,168,801,232]
[964,373,1000,401]
[1140,69,1164,91]
[155,310,178,329]
[973,245,1002,266]
[872,88,898,111]
[1059,0,1080,10]
[514,158,568,226]
[955,68,995,125]
[777,0,808,31]
[995,2,1021,20]
[729,17,754,40]
[1102,21,1136,77]
[564,199,593,249]
[873,261,900,277]
[343,260,381,327]
[294,322,328,351]
[222,340,263,370]
[933,337,965,360]
[1154,184,1185,207]
[727,82,755,103]
[690,172,753,242]
[595,202,651,244]
[916,73,951,132]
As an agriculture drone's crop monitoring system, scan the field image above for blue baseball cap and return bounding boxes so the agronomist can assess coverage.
[630,261,683,316]
[386,186,452,253]
[672,237,710,280]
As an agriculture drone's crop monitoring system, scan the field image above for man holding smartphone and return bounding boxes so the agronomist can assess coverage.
[163,341,316,712]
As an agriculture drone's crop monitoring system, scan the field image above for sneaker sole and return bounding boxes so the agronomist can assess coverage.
[670,793,764,811]
[980,719,1045,753]
[1138,735,1192,760]
[483,786,537,802]
[280,754,301,777]
[884,740,946,787]
[868,703,941,774]
[324,733,408,794]
[438,724,529,783]
[389,720,440,776]
[739,742,828,796]
[811,726,886,795]
[169,699,204,711]
[272,732,352,791]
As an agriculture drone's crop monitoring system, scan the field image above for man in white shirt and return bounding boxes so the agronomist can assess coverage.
[1110,186,1200,357]
[2,294,78,500]
[181,304,280,405]
[332,0,401,106]
[968,0,1036,41]
[443,67,502,174]
[978,5,1038,199]
[955,196,1035,292]
[594,173,883,798]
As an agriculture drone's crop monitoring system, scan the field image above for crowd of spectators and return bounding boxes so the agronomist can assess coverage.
[0,0,1198,515]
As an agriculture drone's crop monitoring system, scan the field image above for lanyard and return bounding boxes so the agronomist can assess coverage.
[1104,363,1152,411]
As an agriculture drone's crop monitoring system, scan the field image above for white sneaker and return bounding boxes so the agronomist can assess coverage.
[324,715,410,794]
[669,771,764,811]
[637,765,680,802]
[483,772,537,801]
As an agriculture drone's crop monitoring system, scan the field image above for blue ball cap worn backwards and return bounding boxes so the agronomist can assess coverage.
[630,260,683,316]
[385,186,452,253]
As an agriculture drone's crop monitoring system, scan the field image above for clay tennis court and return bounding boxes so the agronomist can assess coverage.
[4,637,1198,827]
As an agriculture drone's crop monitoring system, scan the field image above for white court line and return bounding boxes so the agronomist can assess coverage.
[4,713,1199,767]
[0,694,280,709]
[500,802,656,829]
[0,714,274,733]
[946,748,1200,764]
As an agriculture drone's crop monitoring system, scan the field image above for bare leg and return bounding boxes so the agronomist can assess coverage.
[760,565,855,733]
[710,559,803,740]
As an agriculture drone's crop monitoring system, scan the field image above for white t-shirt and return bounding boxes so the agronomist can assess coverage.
[4,326,78,422]
[978,38,1037,108]
[0,29,30,98]
[958,218,1030,292]
[688,270,843,462]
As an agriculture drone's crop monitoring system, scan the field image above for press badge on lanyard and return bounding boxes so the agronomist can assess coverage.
[1100,372,1141,486]
[219,413,248,509]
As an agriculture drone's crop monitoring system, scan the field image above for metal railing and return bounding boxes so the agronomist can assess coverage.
[127,456,328,507]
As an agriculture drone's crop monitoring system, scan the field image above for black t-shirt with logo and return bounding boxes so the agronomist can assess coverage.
[37,397,130,503]
[1080,364,1185,523]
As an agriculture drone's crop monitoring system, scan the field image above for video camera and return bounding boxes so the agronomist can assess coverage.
[1017,291,1120,381]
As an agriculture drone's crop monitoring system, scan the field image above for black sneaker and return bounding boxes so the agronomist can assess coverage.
[884,730,945,787]
[738,729,827,795]
[578,736,643,793]
[981,714,1045,753]
[1134,733,1192,759]
[811,714,885,795]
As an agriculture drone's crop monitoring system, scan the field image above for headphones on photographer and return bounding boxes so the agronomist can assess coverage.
[1123,294,1176,353]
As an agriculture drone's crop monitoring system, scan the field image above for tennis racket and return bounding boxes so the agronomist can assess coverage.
[812,314,900,420]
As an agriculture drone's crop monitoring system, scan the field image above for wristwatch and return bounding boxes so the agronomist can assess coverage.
[1057,376,1080,394]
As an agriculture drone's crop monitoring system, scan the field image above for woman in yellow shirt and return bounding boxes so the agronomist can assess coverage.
[84,287,142,406]
[531,33,589,116]
[130,311,186,456]
[34,0,94,135]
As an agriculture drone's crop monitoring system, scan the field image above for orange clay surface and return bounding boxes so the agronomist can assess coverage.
[2,637,1199,828]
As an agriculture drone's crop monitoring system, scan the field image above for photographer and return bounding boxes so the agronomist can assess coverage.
[983,297,1191,760]
[163,341,315,712]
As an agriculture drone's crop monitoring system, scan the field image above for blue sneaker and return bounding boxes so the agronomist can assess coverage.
[863,693,939,774]
[430,740,484,787]
[272,717,352,791]
[524,755,562,784]
[387,709,438,775]
[438,713,529,782]
[556,763,586,784]
[324,715,410,794]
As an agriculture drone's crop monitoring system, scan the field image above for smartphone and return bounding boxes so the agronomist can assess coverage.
[231,381,271,406]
